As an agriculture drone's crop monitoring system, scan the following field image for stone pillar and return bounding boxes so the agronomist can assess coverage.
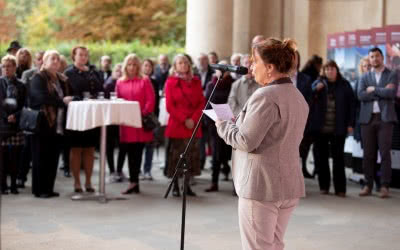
[186,0,234,60]
[232,0,252,54]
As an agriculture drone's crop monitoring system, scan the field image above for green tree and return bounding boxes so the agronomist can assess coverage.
[0,0,17,43]
[58,0,186,45]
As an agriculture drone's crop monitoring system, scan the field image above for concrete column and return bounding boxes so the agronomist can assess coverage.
[186,0,234,60]
[232,0,251,54]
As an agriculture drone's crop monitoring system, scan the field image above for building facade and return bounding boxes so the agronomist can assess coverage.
[186,0,400,65]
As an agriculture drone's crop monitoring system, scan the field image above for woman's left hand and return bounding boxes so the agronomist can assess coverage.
[7,114,16,123]
[215,119,223,128]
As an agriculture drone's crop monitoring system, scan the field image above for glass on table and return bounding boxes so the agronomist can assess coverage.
[83,91,91,100]
[110,92,117,100]
[97,92,105,100]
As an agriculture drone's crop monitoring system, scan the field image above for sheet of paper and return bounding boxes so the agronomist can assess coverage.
[210,103,234,121]
[203,109,218,122]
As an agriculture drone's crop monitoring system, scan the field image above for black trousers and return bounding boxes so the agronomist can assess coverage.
[1,145,22,190]
[210,128,231,184]
[18,134,32,182]
[313,133,346,193]
[121,143,145,183]
[31,134,60,196]
[60,135,70,172]
[299,134,315,172]
[116,144,127,173]
[361,114,394,189]
[106,125,119,173]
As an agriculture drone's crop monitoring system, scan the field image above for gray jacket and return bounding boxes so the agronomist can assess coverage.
[358,68,398,124]
[21,68,39,84]
[217,81,309,202]
[228,76,259,116]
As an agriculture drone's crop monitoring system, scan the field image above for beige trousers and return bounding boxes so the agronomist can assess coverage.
[238,197,299,250]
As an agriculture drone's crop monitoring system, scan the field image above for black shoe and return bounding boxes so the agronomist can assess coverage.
[74,188,83,193]
[10,188,19,195]
[186,187,196,197]
[64,171,71,178]
[49,192,60,197]
[2,189,9,195]
[121,184,139,194]
[85,187,95,193]
[38,193,52,198]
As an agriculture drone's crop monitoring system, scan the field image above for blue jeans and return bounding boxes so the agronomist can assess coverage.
[143,143,154,174]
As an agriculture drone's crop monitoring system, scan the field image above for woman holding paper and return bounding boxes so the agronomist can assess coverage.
[216,38,309,250]
[164,54,205,197]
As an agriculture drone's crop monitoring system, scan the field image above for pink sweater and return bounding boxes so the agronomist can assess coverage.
[116,77,155,143]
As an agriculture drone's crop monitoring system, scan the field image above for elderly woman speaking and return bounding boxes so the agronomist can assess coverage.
[215,38,309,250]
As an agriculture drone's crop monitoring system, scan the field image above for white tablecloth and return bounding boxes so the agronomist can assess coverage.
[158,97,169,126]
[66,100,142,131]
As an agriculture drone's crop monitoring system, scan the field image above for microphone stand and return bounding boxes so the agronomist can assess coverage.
[164,73,225,250]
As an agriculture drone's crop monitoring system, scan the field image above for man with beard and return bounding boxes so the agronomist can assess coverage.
[358,47,398,198]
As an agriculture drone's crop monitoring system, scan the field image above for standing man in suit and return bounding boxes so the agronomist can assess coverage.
[228,54,259,116]
[153,54,170,92]
[358,47,398,198]
[196,53,214,91]
[291,51,314,178]
[196,53,215,170]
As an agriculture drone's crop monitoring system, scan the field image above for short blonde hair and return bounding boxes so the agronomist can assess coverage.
[358,56,370,75]
[170,54,193,76]
[1,55,17,67]
[16,48,32,68]
[41,50,61,70]
[121,54,142,81]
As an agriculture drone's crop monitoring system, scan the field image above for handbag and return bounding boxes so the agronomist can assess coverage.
[19,107,41,133]
[142,113,160,131]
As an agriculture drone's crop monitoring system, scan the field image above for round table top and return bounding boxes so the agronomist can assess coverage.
[66,99,142,131]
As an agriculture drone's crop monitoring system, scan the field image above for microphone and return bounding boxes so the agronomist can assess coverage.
[210,64,248,75]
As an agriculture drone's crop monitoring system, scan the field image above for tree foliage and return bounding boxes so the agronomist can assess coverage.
[0,0,17,42]
[57,0,186,45]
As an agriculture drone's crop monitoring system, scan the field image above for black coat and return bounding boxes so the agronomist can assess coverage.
[309,76,355,136]
[296,72,312,105]
[29,71,70,134]
[0,76,26,137]
[64,65,103,99]
[153,64,170,91]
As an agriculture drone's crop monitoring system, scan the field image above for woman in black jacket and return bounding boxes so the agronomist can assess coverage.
[64,46,103,193]
[204,62,234,192]
[29,50,74,198]
[310,60,355,197]
[0,55,26,194]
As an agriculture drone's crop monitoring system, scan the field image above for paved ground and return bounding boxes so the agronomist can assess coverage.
[1,149,400,250]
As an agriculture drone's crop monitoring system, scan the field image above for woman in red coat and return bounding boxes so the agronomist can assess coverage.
[116,54,155,194]
[165,54,206,197]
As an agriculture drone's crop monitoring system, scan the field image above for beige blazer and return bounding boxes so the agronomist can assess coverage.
[217,80,309,202]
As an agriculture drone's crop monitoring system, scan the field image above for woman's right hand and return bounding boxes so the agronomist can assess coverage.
[63,96,74,105]
[185,118,195,129]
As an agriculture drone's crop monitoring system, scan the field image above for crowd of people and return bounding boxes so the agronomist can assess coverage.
[0,35,398,199]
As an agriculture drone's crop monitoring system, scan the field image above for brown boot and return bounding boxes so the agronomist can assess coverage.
[359,186,371,197]
[379,187,389,199]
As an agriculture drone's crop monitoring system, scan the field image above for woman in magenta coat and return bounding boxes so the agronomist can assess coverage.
[165,54,206,197]
[116,54,155,194]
